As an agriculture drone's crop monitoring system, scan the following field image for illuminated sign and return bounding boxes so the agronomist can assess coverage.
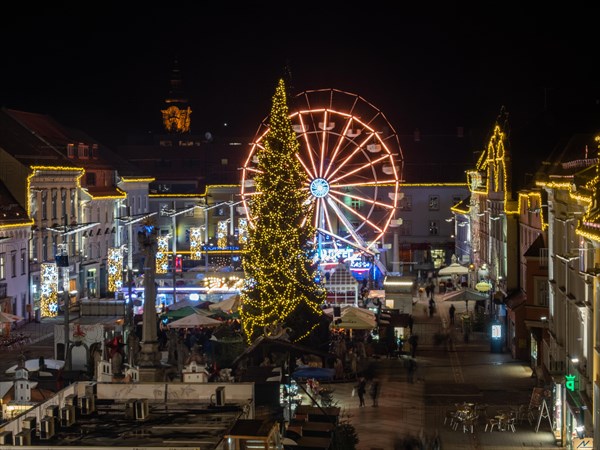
[350,260,372,269]
[565,374,576,392]
[491,324,502,339]
[320,248,355,263]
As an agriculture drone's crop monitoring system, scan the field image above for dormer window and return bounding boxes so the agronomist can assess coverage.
[78,143,89,159]
[67,143,75,158]
[92,144,99,159]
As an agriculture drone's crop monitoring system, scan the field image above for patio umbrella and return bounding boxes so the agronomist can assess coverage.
[438,262,470,276]
[163,306,201,320]
[209,295,241,313]
[0,312,23,323]
[0,312,23,336]
[167,312,222,329]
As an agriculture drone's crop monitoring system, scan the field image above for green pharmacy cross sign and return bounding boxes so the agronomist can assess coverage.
[565,374,577,392]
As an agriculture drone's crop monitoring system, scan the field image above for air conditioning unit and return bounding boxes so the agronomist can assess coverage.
[60,405,76,427]
[40,417,55,440]
[78,395,96,415]
[0,431,12,445]
[13,430,31,446]
[134,399,149,420]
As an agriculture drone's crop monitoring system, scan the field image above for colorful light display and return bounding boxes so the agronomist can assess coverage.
[156,236,169,274]
[40,263,58,318]
[238,218,248,244]
[189,227,203,260]
[217,220,228,248]
[107,247,123,292]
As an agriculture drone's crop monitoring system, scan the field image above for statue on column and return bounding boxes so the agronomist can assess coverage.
[135,219,164,380]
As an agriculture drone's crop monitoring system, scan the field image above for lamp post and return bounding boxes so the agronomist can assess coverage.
[165,205,199,305]
[116,211,157,328]
[47,216,99,370]
[200,201,243,273]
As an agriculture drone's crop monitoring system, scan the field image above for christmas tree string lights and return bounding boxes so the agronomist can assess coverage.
[240,79,325,344]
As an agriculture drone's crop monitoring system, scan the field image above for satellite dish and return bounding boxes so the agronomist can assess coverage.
[204,132,213,141]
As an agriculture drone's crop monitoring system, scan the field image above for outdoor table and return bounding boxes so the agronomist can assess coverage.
[301,421,334,438]
[291,436,332,449]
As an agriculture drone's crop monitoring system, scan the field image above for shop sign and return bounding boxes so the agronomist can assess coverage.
[573,437,593,449]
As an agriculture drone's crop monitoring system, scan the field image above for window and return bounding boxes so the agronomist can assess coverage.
[399,195,412,211]
[41,190,47,220]
[10,251,16,278]
[42,236,48,262]
[67,143,75,158]
[21,248,26,275]
[535,277,549,306]
[0,253,5,279]
[184,202,195,217]
[51,189,57,219]
[78,143,89,158]
[350,199,361,210]
[61,189,67,216]
[428,195,439,211]
[70,189,76,217]
[399,220,412,236]
[429,220,439,235]
[92,144,98,159]
[221,158,228,165]
[86,172,96,186]
[31,238,38,262]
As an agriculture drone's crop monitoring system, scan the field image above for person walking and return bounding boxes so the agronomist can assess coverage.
[449,304,456,324]
[355,376,367,407]
[408,334,419,358]
[369,377,380,407]
[407,358,416,383]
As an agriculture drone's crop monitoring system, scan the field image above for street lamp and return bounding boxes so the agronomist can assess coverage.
[47,216,99,370]
[165,205,200,305]
[116,211,157,327]
[200,200,243,273]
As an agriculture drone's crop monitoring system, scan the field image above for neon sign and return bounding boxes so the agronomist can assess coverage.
[565,374,576,392]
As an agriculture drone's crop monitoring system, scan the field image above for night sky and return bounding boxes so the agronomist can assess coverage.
[1,8,598,150]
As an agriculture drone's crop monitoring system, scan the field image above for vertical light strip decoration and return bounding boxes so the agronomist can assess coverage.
[238,218,248,244]
[217,220,228,248]
[190,227,202,260]
[107,247,123,292]
[40,263,58,318]
[156,236,169,274]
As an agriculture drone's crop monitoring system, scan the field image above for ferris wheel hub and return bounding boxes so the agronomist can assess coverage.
[310,178,330,198]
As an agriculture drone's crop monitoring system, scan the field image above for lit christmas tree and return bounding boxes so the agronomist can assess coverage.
[240,78,325,344]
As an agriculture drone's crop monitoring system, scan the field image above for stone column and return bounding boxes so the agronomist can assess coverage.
[136,222,164,381]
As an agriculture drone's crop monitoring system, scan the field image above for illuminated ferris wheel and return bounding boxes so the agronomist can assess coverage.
[241,88,403,261]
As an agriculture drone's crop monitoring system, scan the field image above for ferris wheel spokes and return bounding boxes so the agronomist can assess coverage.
[317,227,375,256]
[327,195,383,234]
[325,197,373,249]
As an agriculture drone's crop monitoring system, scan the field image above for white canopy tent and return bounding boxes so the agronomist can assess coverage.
[167,313,222,329]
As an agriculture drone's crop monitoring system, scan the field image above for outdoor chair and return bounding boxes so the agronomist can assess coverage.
[484,417,501,432]
[505,416,516,432]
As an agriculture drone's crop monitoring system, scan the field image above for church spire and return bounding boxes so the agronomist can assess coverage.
[161,59,192,134]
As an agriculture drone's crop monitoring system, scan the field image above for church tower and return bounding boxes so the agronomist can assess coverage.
[161,59,192,133]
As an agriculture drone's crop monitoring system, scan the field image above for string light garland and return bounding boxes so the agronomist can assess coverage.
[240,79,325,344]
